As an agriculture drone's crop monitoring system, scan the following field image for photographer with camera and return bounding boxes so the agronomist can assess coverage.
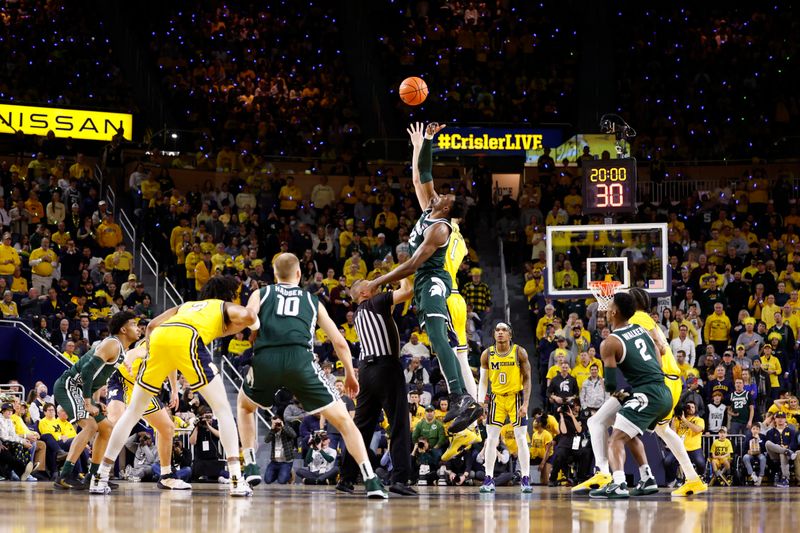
[296,431,338,485]
[264,415,297,484]
[188,406,228,483]
[663,401,705,486]
[549,398,590,486]
[153,437,192,482]
[124,431,158,481]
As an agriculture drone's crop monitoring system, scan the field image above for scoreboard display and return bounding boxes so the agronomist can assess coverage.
[582,158,637,214]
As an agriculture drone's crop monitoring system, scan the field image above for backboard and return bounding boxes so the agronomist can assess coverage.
[544,223,670,298]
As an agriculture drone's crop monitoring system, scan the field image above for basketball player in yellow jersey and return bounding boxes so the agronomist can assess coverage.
[92,276,258,497]
[477,322,533,493]
[105,341,190,490]
[439,218,485,461]
[444,219,476,399]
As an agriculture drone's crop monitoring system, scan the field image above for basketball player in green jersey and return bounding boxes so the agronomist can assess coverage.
[589,292,673,499]
[238,253,387,498]
[366,122,482,434]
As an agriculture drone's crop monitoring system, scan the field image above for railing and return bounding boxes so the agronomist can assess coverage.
[163,277,181,310]
[0,319,65,361]
[138,243,160,309]
[0,384,25,401]
[219,354,273,428]
[497,238,511,324]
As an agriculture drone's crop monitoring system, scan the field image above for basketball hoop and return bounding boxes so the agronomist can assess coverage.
[588,280,622,311]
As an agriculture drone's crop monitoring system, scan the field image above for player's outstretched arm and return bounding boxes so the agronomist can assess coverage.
[391,277,414,305]
[367,223,448,290]
[408,122,431,209]
[145,306,180,341]
[222,303,258,337]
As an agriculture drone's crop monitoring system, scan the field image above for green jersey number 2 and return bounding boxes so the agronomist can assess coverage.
[634,338,652,361]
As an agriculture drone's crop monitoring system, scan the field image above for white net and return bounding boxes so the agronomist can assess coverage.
[588,281,622,311]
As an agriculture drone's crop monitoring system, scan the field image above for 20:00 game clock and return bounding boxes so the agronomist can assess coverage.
[582,158,638,214]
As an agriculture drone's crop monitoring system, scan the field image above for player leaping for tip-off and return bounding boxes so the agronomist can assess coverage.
[365,122,483,433]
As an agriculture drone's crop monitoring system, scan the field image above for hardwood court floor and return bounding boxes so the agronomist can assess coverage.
[3,483,800,532]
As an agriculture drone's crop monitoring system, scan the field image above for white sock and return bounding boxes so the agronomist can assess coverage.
[359,461,375,480]
[198,377,242,463]
[656,424,700,482]
[514,425,530,477]
[97,462,112,480]
[456,347,478,401]
[483,425,501,478]
[612,470,626,486]
[160,465,172,476]
[588,398,619,475]
[228,461,241,479]
[639,464,653,481]
[102,386,153,467]
[244,447,256,466]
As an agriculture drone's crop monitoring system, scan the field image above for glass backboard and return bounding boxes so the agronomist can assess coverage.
[544,223,670,298]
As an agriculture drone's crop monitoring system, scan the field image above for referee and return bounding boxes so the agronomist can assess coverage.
[338,277,417,496]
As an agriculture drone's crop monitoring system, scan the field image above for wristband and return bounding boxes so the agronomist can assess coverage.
[605,367,617,393]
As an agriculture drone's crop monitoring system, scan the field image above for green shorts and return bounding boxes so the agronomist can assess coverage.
[413,273,452,329]
[53,375,106,424]
[614,382,672,437]
[243,346,339,414]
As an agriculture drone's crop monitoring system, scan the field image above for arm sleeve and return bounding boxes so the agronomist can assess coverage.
[79,355,106,398]
[418,139,433,184]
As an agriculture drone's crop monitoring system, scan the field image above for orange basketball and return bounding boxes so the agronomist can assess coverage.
[399,76,428,106]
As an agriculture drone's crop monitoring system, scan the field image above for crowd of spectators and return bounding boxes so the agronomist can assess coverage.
[0,0,133,111]
[0,151,157,363]
[616,4,800,161]
[148,2,360,162]
[375,1,577,126]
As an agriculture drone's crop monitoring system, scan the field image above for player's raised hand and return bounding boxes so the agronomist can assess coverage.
[406,122,424,149]
[425,122,446,138]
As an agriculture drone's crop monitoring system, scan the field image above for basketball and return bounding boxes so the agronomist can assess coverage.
[399,76,428,106]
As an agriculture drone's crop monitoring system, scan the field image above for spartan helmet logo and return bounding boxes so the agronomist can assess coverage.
[429,277,446,298]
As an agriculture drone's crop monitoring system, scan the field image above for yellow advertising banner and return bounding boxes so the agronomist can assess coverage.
[0,103,132,141]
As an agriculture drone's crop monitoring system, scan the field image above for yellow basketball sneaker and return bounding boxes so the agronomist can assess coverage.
[571,472,613,496]
[442,428,481,462]
[671,478,708,497]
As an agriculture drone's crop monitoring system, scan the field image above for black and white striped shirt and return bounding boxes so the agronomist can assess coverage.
[353,291,400,360]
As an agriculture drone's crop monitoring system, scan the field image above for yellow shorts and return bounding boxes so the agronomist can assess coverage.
[488,391,524,427]
[446,292,468,350]
[123,379,163,416]
[712,457,730,469]
[138,324,217,394]
[658,375,683,425]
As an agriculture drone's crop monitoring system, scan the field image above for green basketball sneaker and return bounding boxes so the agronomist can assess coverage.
[244,463,262,487]
[629,476,658,496]
[365,476,388,499]
[589,482,630,499]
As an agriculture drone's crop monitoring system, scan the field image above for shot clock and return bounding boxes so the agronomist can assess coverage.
[582,158,637,214]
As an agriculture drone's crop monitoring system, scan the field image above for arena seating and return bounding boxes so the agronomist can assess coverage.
[148,2,360,162]
[0,1,133,111]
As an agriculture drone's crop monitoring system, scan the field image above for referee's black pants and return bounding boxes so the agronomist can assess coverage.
[342,357,412,485]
